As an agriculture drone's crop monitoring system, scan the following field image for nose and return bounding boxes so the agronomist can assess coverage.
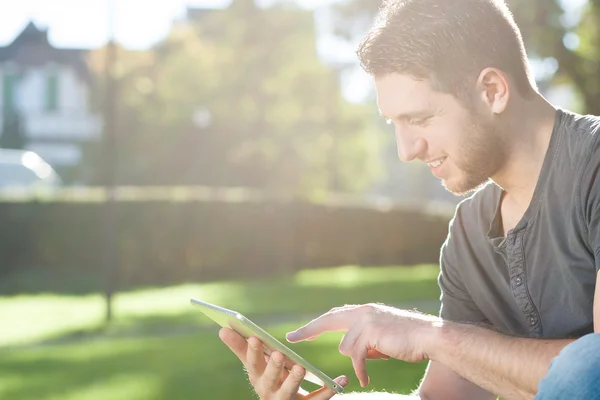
[395,126,427,162]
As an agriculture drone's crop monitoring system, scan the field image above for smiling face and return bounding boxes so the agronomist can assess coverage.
[375,73,508,196]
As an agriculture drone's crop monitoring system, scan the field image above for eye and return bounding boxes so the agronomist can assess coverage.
[408,117,431,126]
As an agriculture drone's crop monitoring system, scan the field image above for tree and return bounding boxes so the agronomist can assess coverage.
[83,2,384,196]
[506,0,600,113]
[83,44,156,185]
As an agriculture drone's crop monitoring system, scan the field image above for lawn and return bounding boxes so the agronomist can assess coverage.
[0,326,429,400]
[0,264,440,399]
[1,264,441,347]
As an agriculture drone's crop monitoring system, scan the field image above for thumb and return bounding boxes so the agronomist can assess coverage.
[304,376,349,400]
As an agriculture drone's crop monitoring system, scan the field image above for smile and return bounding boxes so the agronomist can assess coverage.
[427,157,447,168]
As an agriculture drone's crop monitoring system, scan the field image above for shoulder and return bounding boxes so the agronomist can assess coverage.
[567,109,600,223]
[558,108,600,137]
[560,109,600,187]
[558,108,600,160]
[546,109,600,203]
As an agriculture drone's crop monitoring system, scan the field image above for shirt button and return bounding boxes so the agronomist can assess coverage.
[528,316,538,326]
[514,276,523,286]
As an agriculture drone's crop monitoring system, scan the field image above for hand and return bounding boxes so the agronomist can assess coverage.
[219,327,349,400]
[286,303,440,388]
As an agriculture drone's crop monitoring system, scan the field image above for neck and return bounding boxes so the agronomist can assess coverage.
[490,93,557,209]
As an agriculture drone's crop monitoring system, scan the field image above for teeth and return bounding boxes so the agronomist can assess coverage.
[428,158,445,168]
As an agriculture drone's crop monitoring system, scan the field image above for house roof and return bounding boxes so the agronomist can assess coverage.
[0,22,92,84]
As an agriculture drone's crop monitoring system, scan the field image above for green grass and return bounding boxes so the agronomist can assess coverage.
[0,264,440,399]
[1,264,441,347]
[0,326,428,400]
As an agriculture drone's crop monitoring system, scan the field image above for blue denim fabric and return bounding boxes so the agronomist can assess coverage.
[535,333,600,400]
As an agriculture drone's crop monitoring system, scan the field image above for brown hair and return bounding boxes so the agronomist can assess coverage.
[357,0,537,102]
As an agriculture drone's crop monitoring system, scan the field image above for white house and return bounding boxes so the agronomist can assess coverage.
[0,22,102,169]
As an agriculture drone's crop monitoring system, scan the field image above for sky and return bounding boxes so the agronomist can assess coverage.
[0,0,343,50]
[0,0,588,49]
[0,0,372,102]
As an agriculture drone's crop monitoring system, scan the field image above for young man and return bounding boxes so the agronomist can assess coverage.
[220,0,600,398]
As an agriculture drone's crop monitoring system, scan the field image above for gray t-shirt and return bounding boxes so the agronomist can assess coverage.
[439,108,600,338]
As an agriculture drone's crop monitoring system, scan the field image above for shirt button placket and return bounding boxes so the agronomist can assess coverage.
[509,233,542,336]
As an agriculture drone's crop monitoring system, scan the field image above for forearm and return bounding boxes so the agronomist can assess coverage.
[429,321,573,399]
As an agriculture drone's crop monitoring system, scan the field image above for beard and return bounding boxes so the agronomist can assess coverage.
[442,115,507,196]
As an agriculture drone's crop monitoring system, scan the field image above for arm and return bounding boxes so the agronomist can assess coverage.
[418,361,496,400]
[219,327,493,400]
[337,361,495,400]
[429,205,572,398]
[427,321,573,399]
[286,305,574,400]
[416,229,597,398]
[333,335,529,400]
[580,128,600,331]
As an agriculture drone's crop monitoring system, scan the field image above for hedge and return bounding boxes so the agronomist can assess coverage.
[0,188,454,291]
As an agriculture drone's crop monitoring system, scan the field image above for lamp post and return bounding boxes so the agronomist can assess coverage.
[102,0,118,324]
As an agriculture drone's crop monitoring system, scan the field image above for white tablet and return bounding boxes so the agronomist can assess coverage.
[190,298,344,394]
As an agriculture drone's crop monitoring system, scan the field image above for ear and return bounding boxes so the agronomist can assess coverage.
[476,68,510,114]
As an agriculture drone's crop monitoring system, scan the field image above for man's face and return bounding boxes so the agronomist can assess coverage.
[375,73,507,196]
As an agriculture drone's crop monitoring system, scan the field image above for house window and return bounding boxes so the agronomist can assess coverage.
[46,73,58,112]
[3,73,16,114]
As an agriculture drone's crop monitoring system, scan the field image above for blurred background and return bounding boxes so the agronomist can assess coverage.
[0,0,594,398]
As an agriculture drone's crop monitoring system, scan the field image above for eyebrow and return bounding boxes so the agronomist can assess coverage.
[379,109,432,121]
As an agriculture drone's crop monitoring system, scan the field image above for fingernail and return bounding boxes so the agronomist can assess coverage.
[335,376,348,386]
[286,331,298,341]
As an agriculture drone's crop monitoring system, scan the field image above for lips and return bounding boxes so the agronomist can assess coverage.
[427,157,446,168]
[427,157,447,178]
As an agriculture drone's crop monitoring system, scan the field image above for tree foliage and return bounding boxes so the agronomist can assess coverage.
[84,0,384,196]
[507,0,600,113]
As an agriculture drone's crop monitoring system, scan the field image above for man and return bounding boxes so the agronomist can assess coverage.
[220,0,600,398]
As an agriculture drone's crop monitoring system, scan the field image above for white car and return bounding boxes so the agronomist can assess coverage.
[0,149,62,190]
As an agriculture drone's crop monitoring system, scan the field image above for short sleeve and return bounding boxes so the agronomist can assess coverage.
[581,121,600,271]
[438,207,489,325]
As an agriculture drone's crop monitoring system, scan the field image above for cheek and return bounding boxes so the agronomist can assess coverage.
[429,126,460,155]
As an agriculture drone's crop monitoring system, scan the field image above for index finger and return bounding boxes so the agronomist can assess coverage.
[286,306,360,343]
